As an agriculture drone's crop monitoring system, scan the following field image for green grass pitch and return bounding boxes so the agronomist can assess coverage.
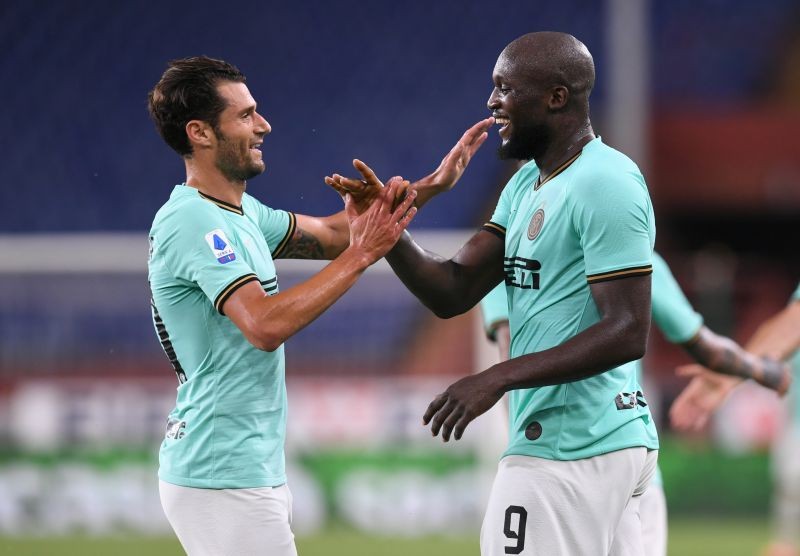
[0,518,772,556]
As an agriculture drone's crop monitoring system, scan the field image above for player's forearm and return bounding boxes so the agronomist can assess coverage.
[250,247,370,350]
[485,311,649,392]
[317,210,350,259]
[409,173,447,209]
[385,233,476,318]
[684,327,790,392]
[744,301,800,361]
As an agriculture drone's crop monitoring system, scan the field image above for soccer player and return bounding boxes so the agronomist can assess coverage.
[670,283,800,556]
[479,252,791,556]
[330,31,658,555]
[146,56,490,556]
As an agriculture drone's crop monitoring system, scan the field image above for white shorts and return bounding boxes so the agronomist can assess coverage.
[480,448,658,556]
[159,480,297,556]
[771,425,800,545]
[639,482,667,556]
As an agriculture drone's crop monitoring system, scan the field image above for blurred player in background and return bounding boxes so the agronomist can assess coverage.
[479,252,791,556]
[670,283,800,556]
[331,31,659,555]
[145,55,488,555]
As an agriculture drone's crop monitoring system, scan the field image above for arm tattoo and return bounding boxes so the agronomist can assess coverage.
[280,228,325,259]
[685,327,789,392]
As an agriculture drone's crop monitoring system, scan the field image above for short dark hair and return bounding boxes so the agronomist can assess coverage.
[147,56,246,157]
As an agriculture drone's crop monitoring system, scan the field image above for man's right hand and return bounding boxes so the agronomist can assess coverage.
[344,176,417,266]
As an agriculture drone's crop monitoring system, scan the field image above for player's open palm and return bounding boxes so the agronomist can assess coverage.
[669,364,740,432]
[428,117,493,193]
[423,371,504,442]
[345,177,417,265]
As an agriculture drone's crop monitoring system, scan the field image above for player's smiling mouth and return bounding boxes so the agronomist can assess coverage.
[494,116,511,137]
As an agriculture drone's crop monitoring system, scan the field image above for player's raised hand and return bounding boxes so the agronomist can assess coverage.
[423,370,504,442]
[345,176,417,265]
[325,159,408,214]
[669,364,741,432]
[424,117,494,193]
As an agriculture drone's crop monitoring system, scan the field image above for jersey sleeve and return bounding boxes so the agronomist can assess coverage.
[650,252,703,344]
[158,202,259,315]
[569,168,655,283]
[793,282,800,302]
[250,197,296,258]
[479,283,510,341]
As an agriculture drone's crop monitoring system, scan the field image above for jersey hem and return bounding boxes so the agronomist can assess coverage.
[159,470,288,489]
[501,438,660,462]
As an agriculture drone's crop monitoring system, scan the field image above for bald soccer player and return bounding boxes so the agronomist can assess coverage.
[479,252,791,556]
[330,32,658,555]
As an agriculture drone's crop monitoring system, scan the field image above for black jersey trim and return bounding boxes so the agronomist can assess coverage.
[482,222,506,240]
[586,265,653,284]
[534,150,583,191]
[272,212,297,259]
[151,298,188,384]
[215,273,259,314]
[198,191,245,215]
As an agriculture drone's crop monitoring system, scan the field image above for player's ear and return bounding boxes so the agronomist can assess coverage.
[186,120,215,149]
[548,86,569,110]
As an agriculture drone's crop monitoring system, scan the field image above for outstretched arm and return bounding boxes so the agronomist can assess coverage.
[681,326,790,393]
[425,274,652,441]
[670,298,800,431]
[225,182,417,351]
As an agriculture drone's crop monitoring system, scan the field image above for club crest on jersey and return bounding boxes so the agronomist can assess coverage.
[527,207,545,241]
[205,229,236,264]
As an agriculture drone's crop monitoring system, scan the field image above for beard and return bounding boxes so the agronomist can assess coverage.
[215,129,265,182]
[497,121,550,161]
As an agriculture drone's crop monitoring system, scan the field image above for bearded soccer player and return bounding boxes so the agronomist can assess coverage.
[479,252,791,556]
[330,32,658,555]
[146,56,490,556]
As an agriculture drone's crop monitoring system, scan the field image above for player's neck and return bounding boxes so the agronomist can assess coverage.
[184,159,246,207]
[534,122,594,182]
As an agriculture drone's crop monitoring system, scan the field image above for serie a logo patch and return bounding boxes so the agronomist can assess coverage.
[205,229,236,264]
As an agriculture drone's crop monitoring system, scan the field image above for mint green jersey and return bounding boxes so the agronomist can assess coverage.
[479,282,509,340]
[485,137,658,461]
[148,184,296,489]
[650,252,703,344]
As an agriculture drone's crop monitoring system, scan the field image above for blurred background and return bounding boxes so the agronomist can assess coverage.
[1,0,799,554]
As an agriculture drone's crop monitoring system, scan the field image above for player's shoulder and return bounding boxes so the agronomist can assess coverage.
[151,185,221,235]
[569,138,648,198]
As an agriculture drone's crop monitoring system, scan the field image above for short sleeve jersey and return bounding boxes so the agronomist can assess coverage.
[485,137,658,461]
[650,252,703,344]
[148,184,296,489]
[479,283,509,340]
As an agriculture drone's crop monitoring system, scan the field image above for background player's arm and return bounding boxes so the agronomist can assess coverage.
[670,298,800,431]
[681,327,790,393]
[224,183,417,351]
[424,273,652,441]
